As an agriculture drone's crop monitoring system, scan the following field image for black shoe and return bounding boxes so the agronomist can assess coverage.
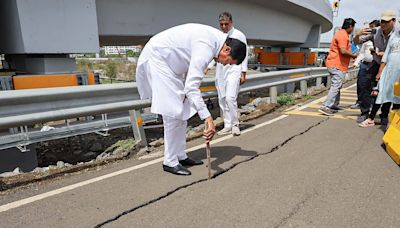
[163,164,191,175]
[179,157,204,166]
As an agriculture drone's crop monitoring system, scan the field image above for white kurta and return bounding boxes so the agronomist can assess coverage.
[136,23,228,121]
[210,27,248,99]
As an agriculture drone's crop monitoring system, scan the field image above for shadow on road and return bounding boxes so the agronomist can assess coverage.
[187,146,258,174]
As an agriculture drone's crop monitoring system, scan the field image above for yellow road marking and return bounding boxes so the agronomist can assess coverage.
[305,104,360,112]
[338,100,356,105]
[286,110,358,120]
[340,96,357,100]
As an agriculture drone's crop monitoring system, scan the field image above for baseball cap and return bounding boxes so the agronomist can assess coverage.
[381,10,397,21]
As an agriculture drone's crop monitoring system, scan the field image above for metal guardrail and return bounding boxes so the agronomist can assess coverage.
[0,67,358,151]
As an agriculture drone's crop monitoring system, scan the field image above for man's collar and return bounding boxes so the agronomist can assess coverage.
[379,26,395,38]
[227,27,234,35]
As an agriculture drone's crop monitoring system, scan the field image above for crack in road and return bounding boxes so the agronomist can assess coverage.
[94,118,329,228]
[273,194,314,228]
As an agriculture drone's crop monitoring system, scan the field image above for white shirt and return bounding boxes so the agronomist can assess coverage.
[208,27,248,98]
[353,40,374,67]
[136,23,228,120]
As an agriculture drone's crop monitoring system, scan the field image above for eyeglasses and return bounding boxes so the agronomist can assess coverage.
[381,19,394,24]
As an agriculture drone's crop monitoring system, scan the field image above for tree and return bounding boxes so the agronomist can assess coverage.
[126,50,134,57]
[106,61,117,83]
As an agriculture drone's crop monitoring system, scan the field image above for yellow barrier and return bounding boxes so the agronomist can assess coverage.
[383,82,400,165]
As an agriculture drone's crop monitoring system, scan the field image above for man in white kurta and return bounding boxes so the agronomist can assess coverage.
[208,12,248,136]
[136,23,247,175]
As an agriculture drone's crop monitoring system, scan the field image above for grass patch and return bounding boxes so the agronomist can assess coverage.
[105,138,137,155]
[303,95,314,100]
[277,93,296,106]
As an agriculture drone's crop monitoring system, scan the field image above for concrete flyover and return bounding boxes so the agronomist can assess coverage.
[0,0,332,73]
[97,0,333,47]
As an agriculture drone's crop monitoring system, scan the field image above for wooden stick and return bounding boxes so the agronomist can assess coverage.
[205,122,211,180]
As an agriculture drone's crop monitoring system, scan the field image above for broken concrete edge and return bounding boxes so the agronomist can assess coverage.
[0,141,144,192]
[0,81,354,192]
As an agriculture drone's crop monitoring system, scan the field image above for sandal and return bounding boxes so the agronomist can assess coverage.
[358,119,375,127]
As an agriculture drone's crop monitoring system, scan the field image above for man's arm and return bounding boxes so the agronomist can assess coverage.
[185,45,216,141]
[339,48,357,58]
[353,28,373,44]
[240,72,246,85]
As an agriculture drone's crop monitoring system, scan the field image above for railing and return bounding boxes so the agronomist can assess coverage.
[0,67,358,151]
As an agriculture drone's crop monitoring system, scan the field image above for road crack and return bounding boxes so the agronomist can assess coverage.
[94,118,329,228]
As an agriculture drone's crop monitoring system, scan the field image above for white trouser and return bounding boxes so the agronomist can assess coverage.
[162,115,188,167]
[217,71,240,128]
[219,96,239,128]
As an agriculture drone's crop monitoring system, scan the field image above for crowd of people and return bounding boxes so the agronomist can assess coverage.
[319,10,400,131]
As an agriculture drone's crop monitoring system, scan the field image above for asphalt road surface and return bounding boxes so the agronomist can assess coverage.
[1,85,399,228]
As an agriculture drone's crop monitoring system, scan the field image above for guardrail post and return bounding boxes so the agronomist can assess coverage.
[316,77,322,89]
[270,86,278,104]
[129,110,148,148]
[300,80,307,96]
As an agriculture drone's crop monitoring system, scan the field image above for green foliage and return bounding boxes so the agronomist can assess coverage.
[277,93,296,106]
[99,49,106,58]
[76,59,93,72]
[106,61,117,79]
[303,95,314,100]
[104,138,137,155]
[126,50,141,57]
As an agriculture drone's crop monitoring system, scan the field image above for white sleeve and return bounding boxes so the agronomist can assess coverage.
[184,43,213,120]
[207,59,216,69]
[354,53,363,66]
[354,42,366,66]
[363,42,374,63]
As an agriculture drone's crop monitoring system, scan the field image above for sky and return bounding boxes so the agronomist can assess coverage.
[320,0,400,42]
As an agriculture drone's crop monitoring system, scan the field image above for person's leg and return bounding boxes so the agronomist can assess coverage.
[217,96,232,135]
[368,103,381,120]
[219,96,231,129]
[379,102,392,125]
[323,68,344,108]
[359,103,381,127]
[333,89,341,108]
[356,63,368,104]
[358,63,379,122]
[225,95,240,135]
[163,115,185,167]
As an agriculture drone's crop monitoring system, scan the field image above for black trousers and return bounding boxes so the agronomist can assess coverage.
[369,103,400,120]
[359,62,380,116]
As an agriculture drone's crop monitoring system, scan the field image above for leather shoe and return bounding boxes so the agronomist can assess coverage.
[179,157,204,166]
[163,164,191,175]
